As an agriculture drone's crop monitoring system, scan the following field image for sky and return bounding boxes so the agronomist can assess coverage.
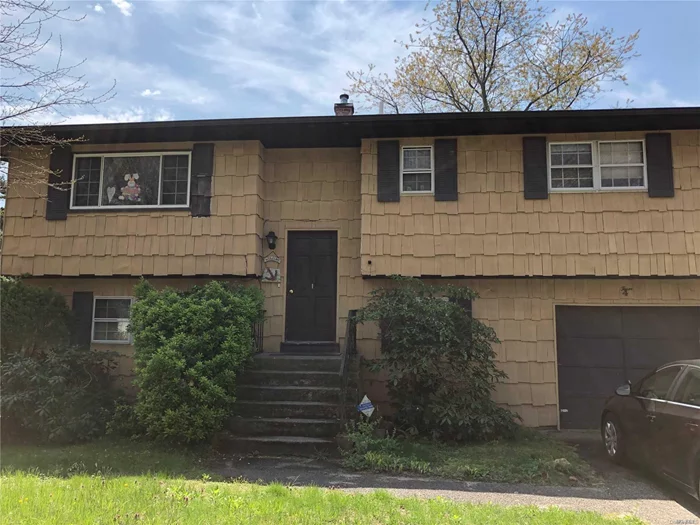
[6,0,700,124]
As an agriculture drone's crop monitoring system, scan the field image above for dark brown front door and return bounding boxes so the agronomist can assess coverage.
[285,231,337,342]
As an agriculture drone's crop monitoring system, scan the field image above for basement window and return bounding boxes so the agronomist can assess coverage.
[92,297,133,343]
[401,146,433,194]
[71,152,191,209]
[549,140,646,192]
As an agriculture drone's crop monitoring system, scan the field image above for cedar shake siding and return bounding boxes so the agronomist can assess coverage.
[360,131,700,278]
[23,275,700,426]
[1,141,265,277]
[3,109,700,428]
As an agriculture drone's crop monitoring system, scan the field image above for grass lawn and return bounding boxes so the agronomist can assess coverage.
[2,472,642,525]
[342,429,601,486]
[0,439,634,525]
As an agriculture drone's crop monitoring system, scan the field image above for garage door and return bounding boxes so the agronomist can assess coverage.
[556,306,700,429]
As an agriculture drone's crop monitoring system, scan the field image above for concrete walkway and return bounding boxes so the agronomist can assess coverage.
[213,453,699,525]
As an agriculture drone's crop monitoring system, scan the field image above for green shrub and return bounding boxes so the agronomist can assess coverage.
[0,277,73,355]
[356,277,519,441]
[1,345,118,443]
[0,278,117,444]
[130,280,264,444]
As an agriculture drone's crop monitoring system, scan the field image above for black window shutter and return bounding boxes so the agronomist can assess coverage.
[451,297,473,317]
[522,137,548,199]
[646,133,674,198]
[434,138,458,201]
[377,140,400,202]
[71,291,94,348]
[45,145,73,220]
[190,143,214,217]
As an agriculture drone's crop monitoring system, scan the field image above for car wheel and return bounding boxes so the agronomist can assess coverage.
[602,414,625,463]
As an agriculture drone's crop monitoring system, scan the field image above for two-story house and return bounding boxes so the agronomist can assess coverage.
[2,103,700,432]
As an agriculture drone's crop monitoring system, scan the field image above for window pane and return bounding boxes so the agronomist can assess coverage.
[101,156,160,206]
[94,298,131,319]
[552,166,593,189]
[403,148,431,171]
[673,368,700,406]
[93,321,129,342]
[638,366,682,400]
[73,157,101,207]
[601,166,644,188]
[550,144,591,167]
[600,142,644,165]
[402,172,431,192]
[161,154,189,206]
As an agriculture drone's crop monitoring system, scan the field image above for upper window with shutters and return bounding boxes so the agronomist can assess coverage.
[548,140,647,192]
[70,152,192,209]
[401,146,434,194]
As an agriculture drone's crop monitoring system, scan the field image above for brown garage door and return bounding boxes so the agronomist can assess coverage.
[556,306,700,429]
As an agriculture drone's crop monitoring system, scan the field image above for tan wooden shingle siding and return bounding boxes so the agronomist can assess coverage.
[1,141,265,277]
[360,131,700,278]
[261,148,362,351]
[26,275,700,426]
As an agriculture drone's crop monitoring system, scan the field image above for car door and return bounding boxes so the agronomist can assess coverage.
[656,366,700,490]
[625,365,685,467]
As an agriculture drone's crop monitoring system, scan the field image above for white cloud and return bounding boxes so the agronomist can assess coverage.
[604,79,700,109]
[111,0,133,17]
[140,89,162,97]
[93,4,105,14]
[41,107,173,125]
[180,1,421,115]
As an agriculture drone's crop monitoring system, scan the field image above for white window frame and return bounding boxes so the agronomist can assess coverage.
[400,145,434,195]
[548,140,647,193]
[92,296,134,344]
[70,151,192,210]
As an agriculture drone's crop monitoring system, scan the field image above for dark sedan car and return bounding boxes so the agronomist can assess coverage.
[601,359,700,498]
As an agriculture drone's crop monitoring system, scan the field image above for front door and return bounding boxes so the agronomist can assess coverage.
[284,231,337,342]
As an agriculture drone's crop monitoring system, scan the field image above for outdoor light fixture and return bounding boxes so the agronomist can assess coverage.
[265,231,278,250]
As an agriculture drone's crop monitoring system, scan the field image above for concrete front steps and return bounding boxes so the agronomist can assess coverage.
[215,352,355,456]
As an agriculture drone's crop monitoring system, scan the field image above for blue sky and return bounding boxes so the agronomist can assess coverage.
[18,0,700,124]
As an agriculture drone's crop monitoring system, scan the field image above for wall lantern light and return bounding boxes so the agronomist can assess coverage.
[265,231,278,250]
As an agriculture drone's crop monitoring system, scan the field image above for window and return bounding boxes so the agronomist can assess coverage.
[71,152,191,209]
[636,366,683,400]
[92,297,133,343]
[401,146,433,193]
[672,367,700,407]
[548,140,646,192]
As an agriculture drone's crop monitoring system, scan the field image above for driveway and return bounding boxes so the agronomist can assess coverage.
[551,429,700,524]
[213,438,699,525]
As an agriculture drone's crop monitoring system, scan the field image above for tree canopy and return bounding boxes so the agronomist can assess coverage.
[347,0,639,113]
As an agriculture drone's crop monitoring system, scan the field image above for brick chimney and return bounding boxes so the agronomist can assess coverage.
[334,93,354,116]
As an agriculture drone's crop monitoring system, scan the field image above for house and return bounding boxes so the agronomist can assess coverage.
[2,102,700,432]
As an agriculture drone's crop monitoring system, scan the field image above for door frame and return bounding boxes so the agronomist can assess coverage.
[282,228,340,343]
[552,302,700,430]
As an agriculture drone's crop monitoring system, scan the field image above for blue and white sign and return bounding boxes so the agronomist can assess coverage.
[357,395,375,418]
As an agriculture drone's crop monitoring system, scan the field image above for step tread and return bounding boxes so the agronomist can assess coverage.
[227,435,335,444]
[232,417,339,424]
[255,353,340,359]
[236,401,342,407]
[247,370,340,376]
[240,385,340,391]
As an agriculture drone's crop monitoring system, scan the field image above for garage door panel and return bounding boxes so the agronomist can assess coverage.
[558,367,626,398]
[556,338,624,367]
[556,307,622,337]
[559,397,609,430]
[556,305,700,429]
[624,338,699,369]
[622,307,700,339]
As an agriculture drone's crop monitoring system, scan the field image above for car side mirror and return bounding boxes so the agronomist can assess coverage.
[616,384,631,396]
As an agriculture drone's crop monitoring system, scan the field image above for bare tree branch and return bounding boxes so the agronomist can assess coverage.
[0,0,116,198]
[347,0,639,114]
